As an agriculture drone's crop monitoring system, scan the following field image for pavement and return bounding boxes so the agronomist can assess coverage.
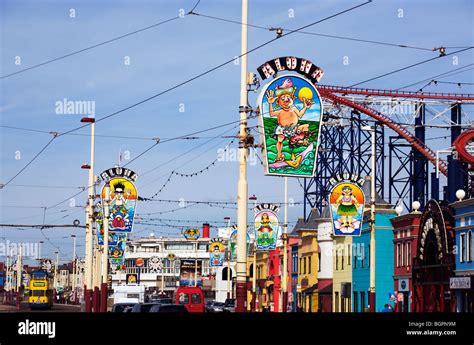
[0,302,81,313]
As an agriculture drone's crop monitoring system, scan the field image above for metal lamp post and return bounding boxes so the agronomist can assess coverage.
[249,195,257,312]
[71,235,76,298]
[281,177,289,312]
[81,116,96,313]
[363,125,377,312]
[235,0,249,313]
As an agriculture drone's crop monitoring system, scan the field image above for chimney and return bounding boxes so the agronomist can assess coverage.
[202,223,210,238]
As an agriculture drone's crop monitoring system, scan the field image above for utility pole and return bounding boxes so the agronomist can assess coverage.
[368,126,376,312]
[71,235,77,291]
[54,251,59,289]
[82,116,96,312]
[281,177,288,312]
[235,0,249,313]
[16,246,22,292]
[249,195,257,312]
[100,182,110,312]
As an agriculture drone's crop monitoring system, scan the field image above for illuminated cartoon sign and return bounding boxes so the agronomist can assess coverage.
[209,239,225,267]
[183,228,200,240]
[254,204,280,251]
[108,233,127,270]
[229,228,251,260]
[328,175,365,236]
[257,74,323,177]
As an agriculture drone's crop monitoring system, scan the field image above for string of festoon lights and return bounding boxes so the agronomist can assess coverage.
[143,137,237,199]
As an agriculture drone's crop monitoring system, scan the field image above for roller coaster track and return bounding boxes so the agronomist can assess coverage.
[319,90,450,176]
[317,85,474,101]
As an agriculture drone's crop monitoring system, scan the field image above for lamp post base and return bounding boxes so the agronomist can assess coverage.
[236,282,247,312]
[369,291,376,312]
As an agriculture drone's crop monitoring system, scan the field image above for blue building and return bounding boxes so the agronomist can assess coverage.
[450,196,474,312]
[352,183,397,312]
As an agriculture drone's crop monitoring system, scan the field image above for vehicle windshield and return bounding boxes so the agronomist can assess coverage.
[113,304,134,312]
[31,290,45,296]
[214,302,225,307]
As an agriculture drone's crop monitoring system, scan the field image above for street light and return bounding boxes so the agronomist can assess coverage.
[249,195,257,312]
[362,125,376,312]
[54,251,59,289]
[71,235,77,292]
[81,115,96,313]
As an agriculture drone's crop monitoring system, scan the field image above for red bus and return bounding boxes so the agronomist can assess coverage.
[175,286,204,312]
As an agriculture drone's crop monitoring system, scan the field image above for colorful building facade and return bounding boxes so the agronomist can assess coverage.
[332,234,353,312]
[450,196,474,312]
[390,209,422,312]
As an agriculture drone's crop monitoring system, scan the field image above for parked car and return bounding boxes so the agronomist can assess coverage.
[149,304,188,313]
[207,301,225,313]
[223,298,236,312]
[111,303,136,313]
[131,303,162,313]
[175,286,205,312]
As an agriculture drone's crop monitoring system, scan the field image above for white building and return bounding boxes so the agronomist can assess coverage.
[111,234,216,300]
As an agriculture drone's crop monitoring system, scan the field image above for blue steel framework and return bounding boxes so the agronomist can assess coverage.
[303,110,384,218]
[303,102,470,220]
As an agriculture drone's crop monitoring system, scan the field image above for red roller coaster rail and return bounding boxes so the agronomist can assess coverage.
[317,85,474,101]
[318,89,456,176]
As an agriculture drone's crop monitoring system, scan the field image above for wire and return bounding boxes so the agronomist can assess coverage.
[349,47,474,87]
[396,64,474,90]
[1,184,85,190]
[57,0,373,138]
[0,134,57,188]
[2,2,371,210]
[190,11,436,52]
[0,7,202,79]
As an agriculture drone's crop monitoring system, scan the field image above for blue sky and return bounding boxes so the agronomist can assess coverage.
[0,0,473,264]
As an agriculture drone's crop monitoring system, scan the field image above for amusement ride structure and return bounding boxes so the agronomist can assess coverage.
[302,85,474,218]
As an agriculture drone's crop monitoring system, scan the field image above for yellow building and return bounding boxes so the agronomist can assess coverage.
[295,225,319,312]
[332,236,353,312]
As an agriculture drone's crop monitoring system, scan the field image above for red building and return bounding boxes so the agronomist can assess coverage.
[391,207,422,312]
[412,200,456,312]
[267,248,281,312]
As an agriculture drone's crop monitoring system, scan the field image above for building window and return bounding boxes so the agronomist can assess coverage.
[303,257,307,274]
[335,251,339,271]
[354,252,357,269]
[460,233,466,263]
[360,292,365,312]
[347,245,351,266]
[341,250,344,270]
[397,243,401,267]
[335,292,339,312]
[367,244,370,267]
[406,241,411,267]
[353,291,358,312]
[299,258,302,274]
[468,231,472,262]
[222,267,232,280]
[318,252,321,272]
[308,256,311,274]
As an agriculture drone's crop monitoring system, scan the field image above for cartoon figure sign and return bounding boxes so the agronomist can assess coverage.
[209,239,225,267]
[183,228,200,240]
[258,74,323,177]
[108,233,127,270]
[329,182,365,236]
[102,178,137,233]
[254,204,280,251]
[229,230,251,260]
